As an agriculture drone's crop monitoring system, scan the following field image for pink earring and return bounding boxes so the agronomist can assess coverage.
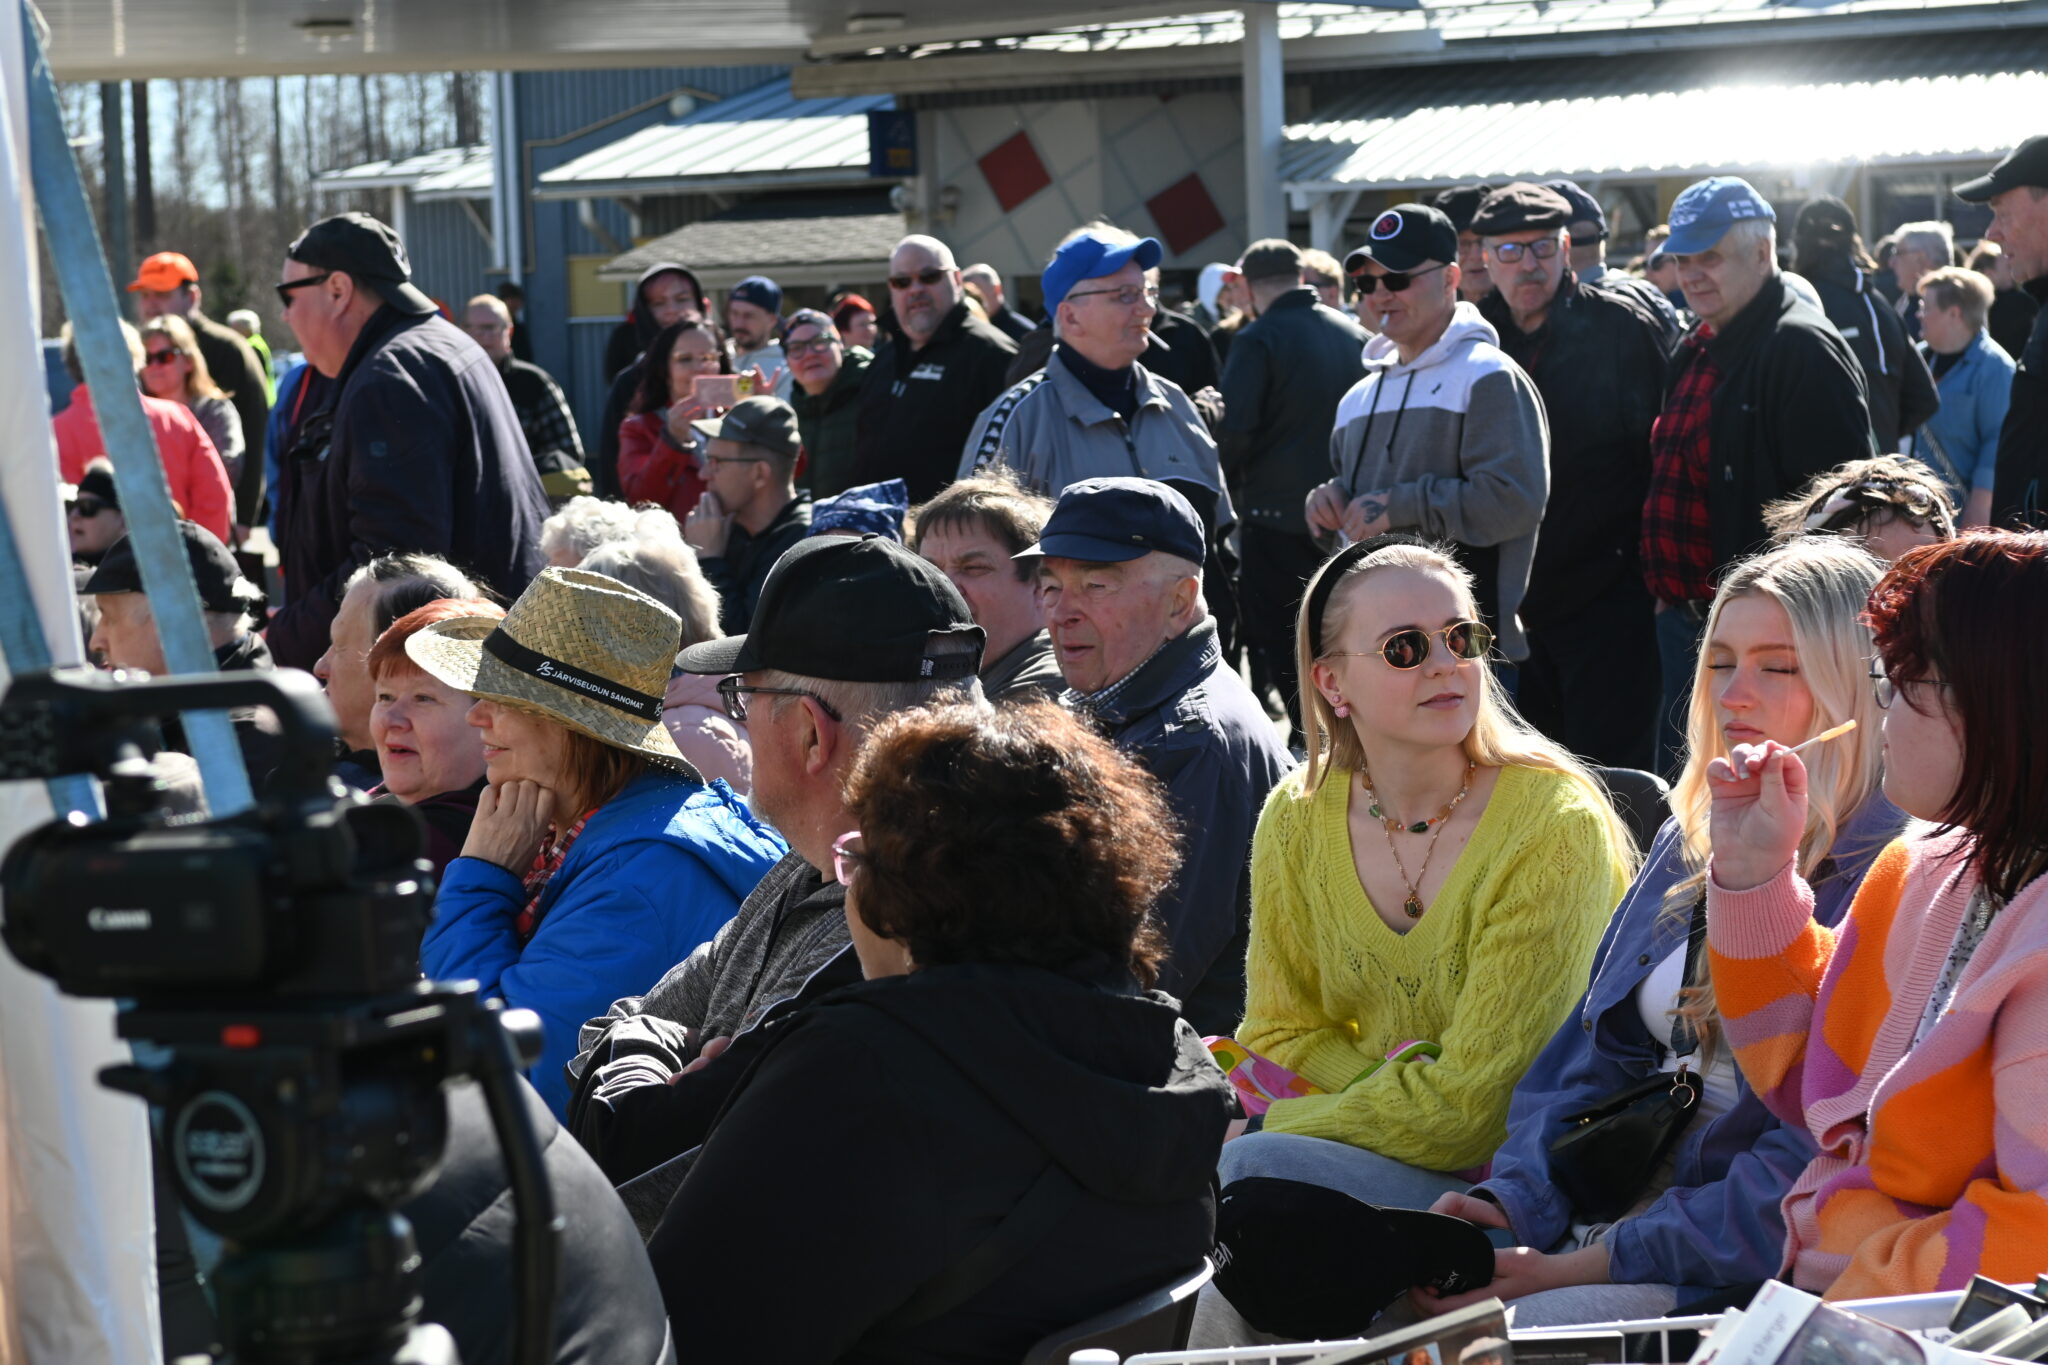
[1331,699,1351,718]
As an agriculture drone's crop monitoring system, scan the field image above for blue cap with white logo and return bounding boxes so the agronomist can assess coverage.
[1042,232,1165,312]
[1663,177,1776,256]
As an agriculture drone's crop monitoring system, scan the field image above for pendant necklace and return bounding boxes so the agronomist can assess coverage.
[1362,761,1475,918]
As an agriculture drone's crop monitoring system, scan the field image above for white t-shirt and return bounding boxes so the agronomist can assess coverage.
[1636,945,1743,1123]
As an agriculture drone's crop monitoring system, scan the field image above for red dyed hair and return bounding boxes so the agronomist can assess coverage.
[367,597,506,684]
[1867,531,2048,901]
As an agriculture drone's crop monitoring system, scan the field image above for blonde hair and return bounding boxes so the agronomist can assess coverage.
[139,315,224,401]
[1666,538,1889,1049]
[1294,542,1637,864]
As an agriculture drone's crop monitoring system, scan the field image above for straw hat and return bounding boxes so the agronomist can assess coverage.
[406,567,701,780]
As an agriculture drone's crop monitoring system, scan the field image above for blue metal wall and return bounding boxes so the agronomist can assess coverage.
[406,200,494,317]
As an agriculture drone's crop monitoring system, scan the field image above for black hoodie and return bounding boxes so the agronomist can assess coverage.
[648,960,1232,1363]
[594,262,706,498]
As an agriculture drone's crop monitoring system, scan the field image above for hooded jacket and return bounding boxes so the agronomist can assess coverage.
[268,307,551,670]
[52,384,234,544]
[422,771,787,1118]
[853,300,1018,502]
[791,345,874,499]
[648,961,1233,1363]
[595,263,707,499]
[1799,254,1938,454]
[1327,303,1549,659]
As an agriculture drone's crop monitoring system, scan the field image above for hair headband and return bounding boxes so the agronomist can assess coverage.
[1305,533,1432,657]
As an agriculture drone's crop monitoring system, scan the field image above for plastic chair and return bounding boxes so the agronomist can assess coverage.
[1022,1258,1215,1365]
[1591,765,1672,854]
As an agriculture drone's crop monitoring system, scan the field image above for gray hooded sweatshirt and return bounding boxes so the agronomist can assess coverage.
[1327,302,1549,659]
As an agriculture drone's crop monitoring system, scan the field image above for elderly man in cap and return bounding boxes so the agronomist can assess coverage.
[268,211,550,671]
[127,250,271,534]
[1546,179,1682,337]
[1218,236,1366,732]
[1957,133,2048,527]
[683,395,812,634]
[1643,176,1872,767]
[854,234,1017,502]
[1029,476,1292,1036]
[1311,204,1548,666]
[1472,182,1670,769]
[960,227,1231,517]
[1432,184,1496,305]
[567,535,986,1205]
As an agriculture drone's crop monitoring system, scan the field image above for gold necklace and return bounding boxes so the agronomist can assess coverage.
[1362,763,1475,918]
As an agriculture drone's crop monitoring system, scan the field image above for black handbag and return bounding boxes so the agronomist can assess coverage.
[1546,893,1708,1223]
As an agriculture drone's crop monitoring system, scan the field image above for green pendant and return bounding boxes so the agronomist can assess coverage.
[1369,804,1382,819]
[1409,820,1430,834]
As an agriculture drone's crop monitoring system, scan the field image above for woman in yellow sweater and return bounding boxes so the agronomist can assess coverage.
[1218,537,1633,1205]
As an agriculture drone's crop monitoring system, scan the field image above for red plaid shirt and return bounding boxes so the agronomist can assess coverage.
[1641,328,1721,604]
[515,809,597,943]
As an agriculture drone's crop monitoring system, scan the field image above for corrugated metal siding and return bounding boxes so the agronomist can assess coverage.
[513,66,788,141]
[404,200,496,317]
[566,318,626,458]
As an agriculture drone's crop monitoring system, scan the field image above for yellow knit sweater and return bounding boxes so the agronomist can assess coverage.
[1240,762,1630,1171]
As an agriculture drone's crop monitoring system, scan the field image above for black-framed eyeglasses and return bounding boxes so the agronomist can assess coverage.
[1325,620,1494,670]
[1489,237,1562,264]
[1348,262,1449,295]
[785,334,840,356]
[275,272,333,309]
[1066,285,1161,308]
[717,676,843,723]
[887,267,949,291]
[1869,658,1949,711]
[701,452,769,469]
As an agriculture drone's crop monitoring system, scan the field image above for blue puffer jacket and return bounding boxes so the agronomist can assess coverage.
[422,772,787,1117]
[1477,792,1904,1298]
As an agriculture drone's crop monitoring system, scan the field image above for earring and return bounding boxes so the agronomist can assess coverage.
[1331,698,1351,718]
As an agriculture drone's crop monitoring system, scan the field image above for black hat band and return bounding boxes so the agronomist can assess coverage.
[483,630,663,722]
[1305,533,1434,657]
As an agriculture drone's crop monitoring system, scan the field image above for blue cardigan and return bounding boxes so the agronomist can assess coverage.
[1909,331,2013,498]
[1477,792,1904,1296]
[421,772,787,1116]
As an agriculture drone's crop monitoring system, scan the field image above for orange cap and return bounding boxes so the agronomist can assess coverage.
[126,251,199,293]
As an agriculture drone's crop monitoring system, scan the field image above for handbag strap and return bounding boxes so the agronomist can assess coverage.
[883,1160,1083,1329]
[1667,891,1709,1057]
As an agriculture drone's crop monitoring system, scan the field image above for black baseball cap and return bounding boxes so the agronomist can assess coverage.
[1470,182,1573,238]
[1014,476,1206,565]
[675,534,984,683]
[287,211,436,316]
[1545,178,1607,241]
[1793,195,1859,253]
[1956,133,2048,202]
[83,520,261,615]
[1213,1177,1497,1341]
[691,395,801,461]
[1239,237,1306,281]
[73,462,119,511]
[1344,204,1460,275]
[1431,183,1496,234]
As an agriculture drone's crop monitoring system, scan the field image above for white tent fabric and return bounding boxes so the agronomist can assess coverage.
[0,10,161,1364]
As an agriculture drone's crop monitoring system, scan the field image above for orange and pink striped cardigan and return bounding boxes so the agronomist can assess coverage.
[1707,828,2048,1301]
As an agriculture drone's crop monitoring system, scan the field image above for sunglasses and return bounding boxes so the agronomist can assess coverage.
[716,676,844,724]
[887,267,950,291]
[1347,262,1450,295]
[275,272,333,308]
[1326,620,1494,670]
[1489,238,1562,264]
[69,497,110,518]
[144,348,182,366]
[831,831,864,887]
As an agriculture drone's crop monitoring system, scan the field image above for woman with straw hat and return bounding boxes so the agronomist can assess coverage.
[410,567,787,1117]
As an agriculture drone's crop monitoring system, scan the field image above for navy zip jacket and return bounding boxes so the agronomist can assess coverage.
[1217,286,1367,532]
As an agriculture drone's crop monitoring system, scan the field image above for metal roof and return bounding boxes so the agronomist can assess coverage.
[597,206,905,287]
[534,79,897,200]
[1280,29,2048,190]
[312,145,493,199]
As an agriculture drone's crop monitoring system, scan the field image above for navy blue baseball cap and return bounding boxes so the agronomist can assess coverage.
[1663,176,1776,256]
[1344,204,1459,276]
[1015,476,1205,565]
[1042,232,1164,311]
[730,274,783,316]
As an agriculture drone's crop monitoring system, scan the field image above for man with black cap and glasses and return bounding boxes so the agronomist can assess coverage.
[565,535,985,1218]
[1310,204,1548,671]
[268,210,549,671]
[1029,476,1293,1036]
[683,394,812,634]
[1470,182,1669,771]
[1955,133,2048,527]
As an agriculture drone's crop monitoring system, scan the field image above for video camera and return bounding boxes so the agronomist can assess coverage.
[0,667,558,1365]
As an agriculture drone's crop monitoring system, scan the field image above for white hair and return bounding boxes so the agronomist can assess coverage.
[225,309,261,335]
[755,631,986,734]
[1720,217,1778,262]
[540,496,682,564]
[578,536,722,649]
[1896,221,1956,265]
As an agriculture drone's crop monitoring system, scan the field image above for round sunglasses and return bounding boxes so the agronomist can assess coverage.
[1325,620,1493,670]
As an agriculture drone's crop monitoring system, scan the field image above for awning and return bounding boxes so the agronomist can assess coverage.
[598,200,905,290]
[1281,29,2048,193]
[536,79,897,201]
[311,145,493,200]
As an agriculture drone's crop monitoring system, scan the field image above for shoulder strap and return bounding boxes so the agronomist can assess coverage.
[882,1160,1083,1330]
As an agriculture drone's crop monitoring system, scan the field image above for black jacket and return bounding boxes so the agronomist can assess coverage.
[648,961,1232,1364]
[594,262,706,499]
[1078,618,1295,1036]
[1003,309,1221,400]
[703,496,811,634]
[987,302,1036,341]
[269,308,550,669]
[1990,284,2041,367]
[1800,255,1939,453]
[853,302,1017,502]
[1678,275,1874,573]
[1217,287,1367,531]
[1481,273,1670,623]
[188,309,272,527]
[1992,276,2048,528]
[410,1079,673,1365]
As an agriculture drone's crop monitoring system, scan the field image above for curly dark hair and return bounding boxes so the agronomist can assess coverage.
[841,700,1175,986]
[629,317,732,415]
[1867,530,2048,901]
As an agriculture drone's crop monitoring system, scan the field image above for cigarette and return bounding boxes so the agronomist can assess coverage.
[1790,719,1857,755]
